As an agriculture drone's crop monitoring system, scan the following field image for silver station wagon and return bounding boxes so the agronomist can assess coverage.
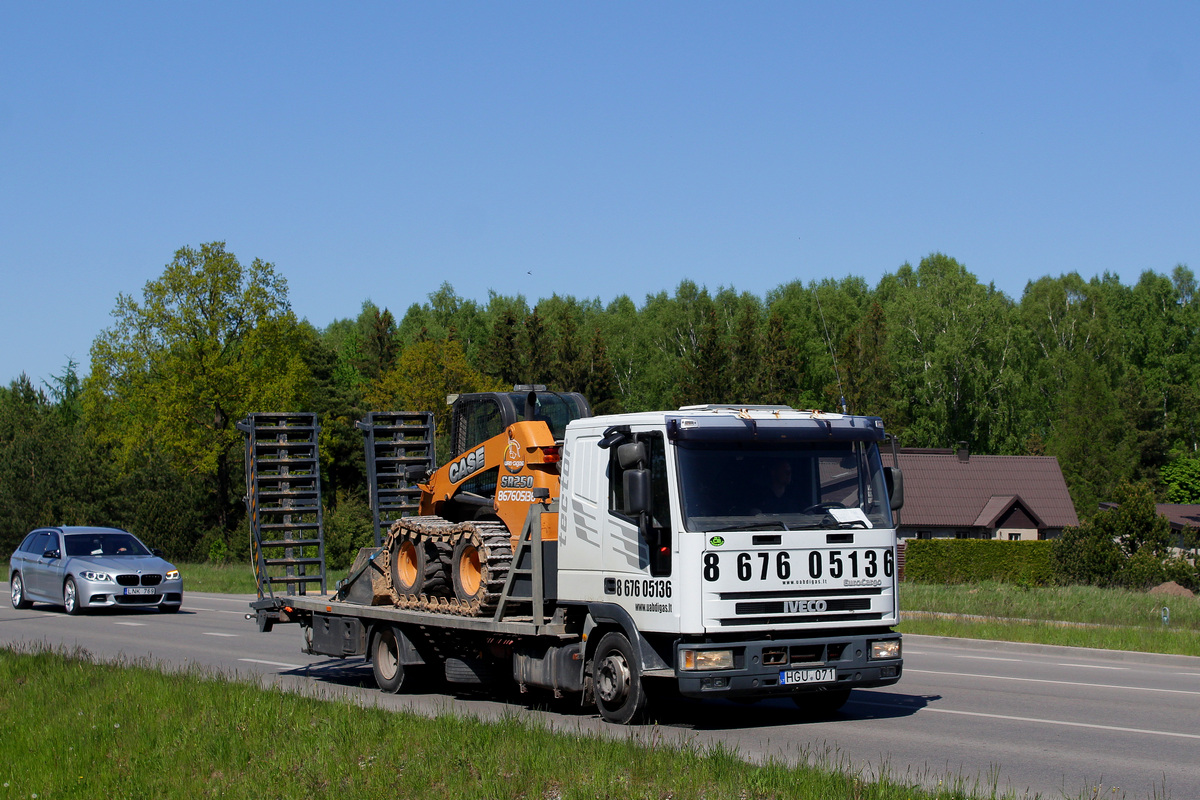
[9,526,183,614]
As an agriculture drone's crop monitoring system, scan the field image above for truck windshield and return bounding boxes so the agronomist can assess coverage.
[675,440,893,532]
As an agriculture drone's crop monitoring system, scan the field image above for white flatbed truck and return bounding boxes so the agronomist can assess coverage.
[249,404,905,723]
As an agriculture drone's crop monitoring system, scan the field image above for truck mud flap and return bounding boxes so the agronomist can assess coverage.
[585,602,671,675]
[311,613,367,657]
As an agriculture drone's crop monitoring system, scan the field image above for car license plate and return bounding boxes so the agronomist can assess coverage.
[124,587,155,595]
[780,667,836,685]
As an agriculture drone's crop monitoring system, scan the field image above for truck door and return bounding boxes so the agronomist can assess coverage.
[603,431,672,578]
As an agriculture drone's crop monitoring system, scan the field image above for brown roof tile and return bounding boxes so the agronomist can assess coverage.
[895,453,1079,529]
[1155,504,1200,531]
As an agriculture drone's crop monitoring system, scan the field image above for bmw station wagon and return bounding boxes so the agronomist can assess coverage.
[9,526,182,614]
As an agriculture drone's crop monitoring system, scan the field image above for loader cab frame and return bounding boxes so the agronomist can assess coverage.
[448,386,592,458]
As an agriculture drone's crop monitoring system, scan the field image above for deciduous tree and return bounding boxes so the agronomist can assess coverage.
[85,242,310,529]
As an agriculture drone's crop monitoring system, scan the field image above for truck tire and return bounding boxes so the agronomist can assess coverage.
[791,688,850,716]
[371,627,409,693]
[592,631,648,724]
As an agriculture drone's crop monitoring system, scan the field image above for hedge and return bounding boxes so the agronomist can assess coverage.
[903,539,1056,585]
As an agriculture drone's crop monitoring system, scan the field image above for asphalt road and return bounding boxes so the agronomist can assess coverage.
[3,587,1198,800]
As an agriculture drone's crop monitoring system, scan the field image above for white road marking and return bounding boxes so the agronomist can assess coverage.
[114,622,145,627]
[186,607,252,615]
[239,658,305,669]
[1056,663,1128,670]
[908,668,1200,696]
[950,655,1024,663]
[856,699,1200,740]
[201,632,238,638]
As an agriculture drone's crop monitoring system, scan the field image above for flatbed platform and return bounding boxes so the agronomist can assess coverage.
[252,593,576,638]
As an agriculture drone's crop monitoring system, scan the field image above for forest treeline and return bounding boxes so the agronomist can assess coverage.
[3,241,1199,562]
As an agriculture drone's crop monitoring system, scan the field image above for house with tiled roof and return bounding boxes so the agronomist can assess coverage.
[893,445,1079,541]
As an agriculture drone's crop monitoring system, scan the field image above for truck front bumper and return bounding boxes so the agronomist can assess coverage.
[674,632,902,700]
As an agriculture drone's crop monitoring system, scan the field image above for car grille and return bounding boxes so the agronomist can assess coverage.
[116,574,163,586]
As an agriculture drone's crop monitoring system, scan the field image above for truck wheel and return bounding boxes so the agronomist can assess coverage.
[592,631,648,724]
[389,537,427,596]
[792,688,850,716]
[371,628,408,693]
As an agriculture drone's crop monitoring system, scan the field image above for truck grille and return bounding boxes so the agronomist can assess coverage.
[761,642,849,666]
[734,598,871,615]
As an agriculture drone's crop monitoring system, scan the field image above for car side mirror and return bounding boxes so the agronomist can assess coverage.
[152,548,164,557]
[43,549,60,560]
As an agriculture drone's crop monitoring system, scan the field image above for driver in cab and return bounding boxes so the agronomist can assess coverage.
[752,459,794,515]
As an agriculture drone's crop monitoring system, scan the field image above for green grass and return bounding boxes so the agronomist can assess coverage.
[176,561,261,594]
[900,581,1200,656]
[0,644,1033,800]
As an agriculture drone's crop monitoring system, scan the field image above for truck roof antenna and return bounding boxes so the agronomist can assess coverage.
[814,285,849,415]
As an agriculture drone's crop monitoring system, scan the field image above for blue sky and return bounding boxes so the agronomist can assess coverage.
[2,2,1197,387]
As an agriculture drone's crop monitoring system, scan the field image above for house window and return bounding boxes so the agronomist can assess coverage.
[1008,533,1020,541]
[955,531,969,540]
[916,531,932,540]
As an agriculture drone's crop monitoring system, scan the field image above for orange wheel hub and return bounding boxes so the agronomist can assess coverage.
[397,541,419,589]
[458,545,482,597]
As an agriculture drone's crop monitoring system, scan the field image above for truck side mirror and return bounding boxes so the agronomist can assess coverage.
[617,442,647,470]
[623,468,651,516]
[884,467,904,511]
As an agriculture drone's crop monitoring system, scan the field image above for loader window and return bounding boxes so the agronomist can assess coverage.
[508,391,587,441]
[460,398,503,453]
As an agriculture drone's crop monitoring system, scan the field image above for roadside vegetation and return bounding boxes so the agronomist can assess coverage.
[899,581,1200,656]
[174,561,261,594]
[0,643,1081,800]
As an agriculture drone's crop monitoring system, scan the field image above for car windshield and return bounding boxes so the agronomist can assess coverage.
[64,533,151,557]
[676,439,893,532]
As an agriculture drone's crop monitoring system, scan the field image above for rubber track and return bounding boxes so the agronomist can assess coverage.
[381,516,512,617]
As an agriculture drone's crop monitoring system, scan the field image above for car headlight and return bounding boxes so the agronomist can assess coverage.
[81,570,112,582]
[165,569,180,581]
[869,639,901,660]
[681,649,735,671]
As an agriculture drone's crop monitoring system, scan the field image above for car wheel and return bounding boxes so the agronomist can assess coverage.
[63,577,82,615]
[11,572,33,610]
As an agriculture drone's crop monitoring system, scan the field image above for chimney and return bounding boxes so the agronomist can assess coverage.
[956,441,969,462]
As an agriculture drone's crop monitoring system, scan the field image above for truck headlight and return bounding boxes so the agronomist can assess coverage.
[681,649,734,671]
[869,639,901,660]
